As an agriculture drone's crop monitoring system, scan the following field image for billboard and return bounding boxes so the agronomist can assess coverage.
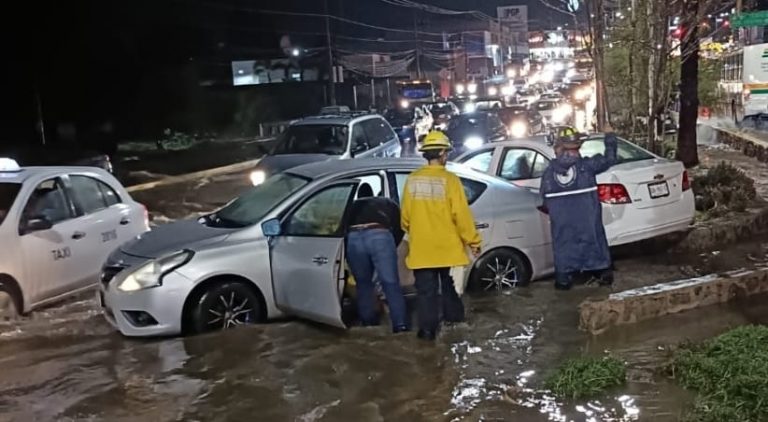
[497,5,528,33]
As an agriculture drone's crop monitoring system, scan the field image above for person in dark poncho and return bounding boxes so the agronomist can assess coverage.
[541,126,618,290]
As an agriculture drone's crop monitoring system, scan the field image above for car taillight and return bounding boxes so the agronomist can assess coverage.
[597,184,632,204]
[682,170,691,191]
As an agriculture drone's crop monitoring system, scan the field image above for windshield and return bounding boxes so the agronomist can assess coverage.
[428,103,453,115]
[497,108,527,123]
[580,137,655,164]
[0,183,21,226]
[384,109,414,125]
[211,173,309,228]
[272,125,348,155]
[476,101,501,110]
[449,115,485,132]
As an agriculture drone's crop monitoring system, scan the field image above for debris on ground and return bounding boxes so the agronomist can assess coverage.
[692,161,757,218]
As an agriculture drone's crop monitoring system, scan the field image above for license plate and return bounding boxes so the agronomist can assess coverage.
[648,181,670,198]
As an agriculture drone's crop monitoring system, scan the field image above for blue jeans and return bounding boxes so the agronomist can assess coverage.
[346,229,409,329]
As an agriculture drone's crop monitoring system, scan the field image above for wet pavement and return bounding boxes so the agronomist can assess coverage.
[2,234,768,422]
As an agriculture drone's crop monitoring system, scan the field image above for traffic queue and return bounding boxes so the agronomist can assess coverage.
[0,71,695,340]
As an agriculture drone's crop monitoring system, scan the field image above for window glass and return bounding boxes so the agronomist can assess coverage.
[69,175,109,214]
[460,149,494,173]
[361,119,393,147]
[98,181,121,206]
[272,124,348,155]
[351,124,369,152]
[284,184,355,236]
[354,174,384,199]
[21,178,72,226]
[0,183,21,226]
[531,153,549,178]
[214,173,308,228]
[579,137,654,164]
[394,173,485,205]
[500,148,537,180]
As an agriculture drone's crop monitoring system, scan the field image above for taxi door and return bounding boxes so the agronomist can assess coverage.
[270,180,359,327]
[17,177,86,305]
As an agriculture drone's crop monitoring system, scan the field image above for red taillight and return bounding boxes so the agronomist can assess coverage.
[682,170,691,191]
[598,184,632,204]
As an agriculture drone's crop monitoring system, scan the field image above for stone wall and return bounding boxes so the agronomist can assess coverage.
[579,268,768,334]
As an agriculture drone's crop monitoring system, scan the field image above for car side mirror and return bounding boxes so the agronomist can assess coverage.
[261,218,282,237]
[22,216,53,234]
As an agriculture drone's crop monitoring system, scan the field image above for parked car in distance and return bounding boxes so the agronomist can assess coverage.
[426,101,460,130]
[516,86,541,106]
[0,158,149,317]
[384,106,432,144]
[100,158,554,337]
[445,111,508,156]
[539,92,564,102]
[455,134,695,246]
[496,106,545,138]
[248,113,401,186]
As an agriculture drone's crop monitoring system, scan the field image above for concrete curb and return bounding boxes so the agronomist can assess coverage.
[671,206,768,254]
[579,267,768,335]
[713,126,768,162]
[125,157,262,193]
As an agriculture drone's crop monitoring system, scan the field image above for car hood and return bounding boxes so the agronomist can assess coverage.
[258,154,337,175]
[119,219,236,259]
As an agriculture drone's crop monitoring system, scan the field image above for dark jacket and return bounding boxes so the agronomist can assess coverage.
[541,133,618,274]
[345,197,404,245]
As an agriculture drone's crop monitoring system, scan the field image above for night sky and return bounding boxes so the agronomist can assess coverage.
[0,0,568,146]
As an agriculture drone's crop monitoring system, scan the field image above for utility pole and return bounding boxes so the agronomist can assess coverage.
[34,86,46,146]
[413,9,422,78]
[324,0,336,105]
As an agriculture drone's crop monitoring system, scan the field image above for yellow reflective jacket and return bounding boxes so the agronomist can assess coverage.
[401,164,482,269]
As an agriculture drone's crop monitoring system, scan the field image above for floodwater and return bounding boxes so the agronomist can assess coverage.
[2,242,768,422]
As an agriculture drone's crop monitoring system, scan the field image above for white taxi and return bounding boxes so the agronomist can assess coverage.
[0,158,149,317]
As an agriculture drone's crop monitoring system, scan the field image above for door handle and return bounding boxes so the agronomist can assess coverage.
[120,217,131,225]
[475,222,489,229]
[312,256,329,265]
[72,231,86,240]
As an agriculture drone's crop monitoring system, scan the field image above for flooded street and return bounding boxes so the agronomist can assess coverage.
[3,242,768,422]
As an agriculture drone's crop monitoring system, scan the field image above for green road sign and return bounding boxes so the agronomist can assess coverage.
[733,11,768,28]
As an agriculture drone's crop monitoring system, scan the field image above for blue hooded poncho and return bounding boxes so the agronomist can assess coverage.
[540,133,618,275]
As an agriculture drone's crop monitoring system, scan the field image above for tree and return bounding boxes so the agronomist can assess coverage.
[677,0,701,168]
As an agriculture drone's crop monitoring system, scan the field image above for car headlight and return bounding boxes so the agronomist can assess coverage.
[464,136,483,150]
[487,86,498,96]
[118,250,194,292]
[510,121,528,138]
[250,170,267,186]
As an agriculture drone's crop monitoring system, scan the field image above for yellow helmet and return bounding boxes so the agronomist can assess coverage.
[419,130,453,152]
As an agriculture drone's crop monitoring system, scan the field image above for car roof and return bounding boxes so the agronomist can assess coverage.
[292,113,380,126]
[285,157,505,185]
[0,166,106,184]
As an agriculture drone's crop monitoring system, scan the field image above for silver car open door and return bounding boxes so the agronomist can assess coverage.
[270,180,359,328]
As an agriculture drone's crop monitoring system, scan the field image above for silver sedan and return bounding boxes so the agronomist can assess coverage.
[100,158,554,337]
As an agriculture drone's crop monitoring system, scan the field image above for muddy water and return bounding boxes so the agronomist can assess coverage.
[3,234,768,422]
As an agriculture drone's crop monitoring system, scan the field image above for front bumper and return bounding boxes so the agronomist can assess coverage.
[101,270,192,337]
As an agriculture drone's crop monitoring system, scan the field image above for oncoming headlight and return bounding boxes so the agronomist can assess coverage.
[118,250,194,292]
[464,136,483,150]
[510,121,528,138]
[250,170,267,186]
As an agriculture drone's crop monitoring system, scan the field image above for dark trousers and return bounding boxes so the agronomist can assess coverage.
[555,269,613,288]
[414,268,464,333]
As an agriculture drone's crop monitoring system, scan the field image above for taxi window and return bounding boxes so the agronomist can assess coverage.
[0,183,21,226]
[21,178,73,226]
[69,175,110,214]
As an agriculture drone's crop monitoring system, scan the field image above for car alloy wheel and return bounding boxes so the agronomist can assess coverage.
[469,249,531,293]
[190,281,262,334]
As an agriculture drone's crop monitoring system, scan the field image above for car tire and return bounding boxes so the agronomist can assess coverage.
[189,281,263,334]
[0,287,20,320]
[467,248,531,293]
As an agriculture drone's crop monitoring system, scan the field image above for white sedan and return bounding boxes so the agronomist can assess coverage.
[0,158,149,317]
[455,135,695,246]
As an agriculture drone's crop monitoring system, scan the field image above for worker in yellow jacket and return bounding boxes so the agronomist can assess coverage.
[401,131,482,341]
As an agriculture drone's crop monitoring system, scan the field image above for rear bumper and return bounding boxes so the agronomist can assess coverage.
[605,191,695,246]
